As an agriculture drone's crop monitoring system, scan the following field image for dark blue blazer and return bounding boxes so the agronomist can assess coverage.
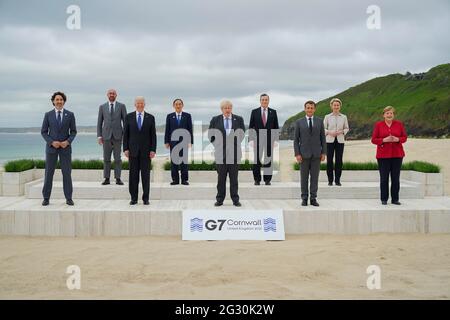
[164,112,193,147]
[41,109,77,154]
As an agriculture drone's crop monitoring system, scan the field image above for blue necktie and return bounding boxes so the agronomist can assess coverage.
[57,111,62,127]
[225,117,230,135]
[177,114,181,126]
[138,113,142,130]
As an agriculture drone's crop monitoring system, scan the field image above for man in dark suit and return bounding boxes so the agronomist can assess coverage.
[123,96,157,205]
[97,89,127,185]
[164,98,193,185]
[41,91,77,206]
[294,100,327,207]
[248,93,279,185]
[208,100,245,207]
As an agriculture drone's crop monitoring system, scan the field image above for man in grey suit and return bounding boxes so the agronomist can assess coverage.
[294,100,327,207]
[41,91,77,206]
[97,89,127,185]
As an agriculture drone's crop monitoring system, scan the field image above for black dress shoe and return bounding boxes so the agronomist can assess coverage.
[310,199,320,207]
[254,181,260,186]
[66,199,74,206]
[42,198,49,206]
[381,201,388,205]
[391,201,401,205]
[214,201,223,207]
[181,181,189,185]
[301,199,308,206]
[102,178,110,185]
[328,182,333,186]
[335,182,342,186]
[170,182,180,185]
[143,200,150,205]
[233,201,242,207]
[265,181,271,186]
[115,178,124,185]
[130,200,138,205]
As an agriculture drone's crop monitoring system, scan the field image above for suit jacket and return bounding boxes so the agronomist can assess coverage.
[208,114,245,164]
[323,112,349,143]
[293,116,327,158]
[97,101,127,140]
[123,111,157,158]
[164,112,193,147]
[41,109,77,154]
[371,120,407,159]
[248,107,279,144]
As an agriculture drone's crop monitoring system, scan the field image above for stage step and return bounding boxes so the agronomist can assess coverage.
[24,179,424,200]
[1,197,449,236]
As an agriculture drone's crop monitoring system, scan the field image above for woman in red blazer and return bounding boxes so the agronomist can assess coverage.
[371,106,407,205]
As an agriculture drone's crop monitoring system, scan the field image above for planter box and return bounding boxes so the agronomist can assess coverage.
[1,169,35,196]
[34,169,154,182]
[163,170,281,183]
[292,170,380,182]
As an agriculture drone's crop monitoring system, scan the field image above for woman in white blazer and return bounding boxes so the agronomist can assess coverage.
[323,98,349,186]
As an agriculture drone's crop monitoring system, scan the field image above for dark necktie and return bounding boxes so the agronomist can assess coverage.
[308,117,313,133]
[110,103,114,117]
[57,111,62,127]
[138,113,142,130]
[177,114,181,126]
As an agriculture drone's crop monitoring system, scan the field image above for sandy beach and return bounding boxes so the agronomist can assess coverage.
[0,138,449,299]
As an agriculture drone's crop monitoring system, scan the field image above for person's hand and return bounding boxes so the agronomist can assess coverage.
[124,150,129,158]
[296,155,303,163]
[149,151,156,159]
[188,143,192,149]
[320,154,326,162]
[336,130,343,135]
[51,141,60,148]
[383,136,394,143]
[165,143,170,149]
[98,137,103,145]
[391,136,400,142]
[60,141,69,148]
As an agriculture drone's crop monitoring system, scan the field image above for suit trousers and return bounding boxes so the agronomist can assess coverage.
[129,151,151,202]
[326,138,344,183]
[252,142,274,183]
[300,157,321,201]
[216,164,239,203]
[170,146,189,183]
[377,157,403,202]
[103,137,122,179]
[42,149,73,200]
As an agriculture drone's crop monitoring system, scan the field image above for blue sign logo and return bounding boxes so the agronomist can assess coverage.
[190,218,203,232]
[263,217,276,232]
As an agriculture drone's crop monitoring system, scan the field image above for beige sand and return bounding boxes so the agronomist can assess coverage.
[0,138,449,299]
[0,234,449,299]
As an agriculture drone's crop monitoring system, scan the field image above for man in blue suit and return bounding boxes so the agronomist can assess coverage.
[41,92,77,206]
[164,98,193,185]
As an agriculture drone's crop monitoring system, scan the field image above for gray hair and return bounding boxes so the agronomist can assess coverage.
[220,99,233,109]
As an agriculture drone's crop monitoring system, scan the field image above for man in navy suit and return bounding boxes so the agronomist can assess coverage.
[164,98,193,185]
[248,93,279,185]
[123,96,157,205]
[41,91,77,206]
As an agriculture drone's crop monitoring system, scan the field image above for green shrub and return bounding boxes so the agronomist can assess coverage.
[4,159,35,172]
[164,160,279,171]
[293,161,440,173]
[4,159,152,172]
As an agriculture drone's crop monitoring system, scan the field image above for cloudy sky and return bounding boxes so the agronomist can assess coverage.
[0,0,449,127]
